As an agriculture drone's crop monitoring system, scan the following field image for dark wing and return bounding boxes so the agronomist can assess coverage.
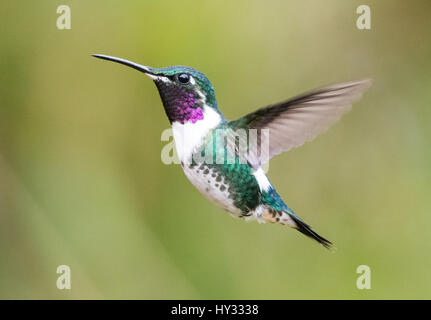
[229,79,371,168]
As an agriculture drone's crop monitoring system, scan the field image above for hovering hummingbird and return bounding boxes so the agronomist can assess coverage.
[93,54,370,249]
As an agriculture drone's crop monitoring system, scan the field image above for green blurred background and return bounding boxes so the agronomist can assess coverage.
[0,0,430,299]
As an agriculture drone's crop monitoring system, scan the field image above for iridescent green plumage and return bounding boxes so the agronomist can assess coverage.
[189,128,261,214]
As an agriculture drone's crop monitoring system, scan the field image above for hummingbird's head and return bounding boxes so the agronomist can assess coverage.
[92,54,220,125]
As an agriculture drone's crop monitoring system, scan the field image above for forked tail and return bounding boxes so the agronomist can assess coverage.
[286,212,332,249]
[263,208,332,249]
[260,185,333,249]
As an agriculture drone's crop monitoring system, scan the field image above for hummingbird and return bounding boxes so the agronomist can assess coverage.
[92,54,371,249]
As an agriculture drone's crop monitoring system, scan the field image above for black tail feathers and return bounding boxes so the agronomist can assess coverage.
[289,214,333,249]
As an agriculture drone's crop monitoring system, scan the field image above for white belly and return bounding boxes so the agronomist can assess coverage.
[182,164,242,216]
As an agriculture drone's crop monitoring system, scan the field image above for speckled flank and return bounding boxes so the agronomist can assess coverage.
[184,138,301,223]
[182,162,241,215]
[187,143,262,215]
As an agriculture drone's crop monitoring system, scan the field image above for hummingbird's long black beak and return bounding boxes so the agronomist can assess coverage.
[92,54,154,75]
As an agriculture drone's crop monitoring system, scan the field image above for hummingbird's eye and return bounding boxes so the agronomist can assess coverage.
[177,73,190,84]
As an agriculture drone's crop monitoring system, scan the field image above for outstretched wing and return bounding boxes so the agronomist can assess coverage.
[229,79,371,167]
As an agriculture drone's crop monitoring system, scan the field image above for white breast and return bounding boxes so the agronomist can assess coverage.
[172,106,242,216]
[171,107,222,164]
